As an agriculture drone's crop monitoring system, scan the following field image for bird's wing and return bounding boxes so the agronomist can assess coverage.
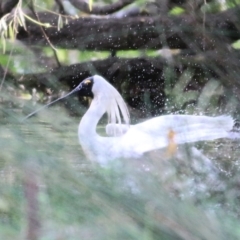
[118,115,234,156]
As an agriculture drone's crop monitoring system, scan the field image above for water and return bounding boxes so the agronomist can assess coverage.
[1,108,240,239]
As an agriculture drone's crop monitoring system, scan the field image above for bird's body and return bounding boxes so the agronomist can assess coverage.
[77,75,235,165]
[24,75,237,165]
[79,114,233,165]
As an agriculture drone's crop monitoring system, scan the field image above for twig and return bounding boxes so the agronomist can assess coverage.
[28,0,61,67]
[202,0,206,51]
[53,47,61,68]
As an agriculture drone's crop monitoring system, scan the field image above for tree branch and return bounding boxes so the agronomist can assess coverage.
[19,49,240,97]
[17,7,240,51]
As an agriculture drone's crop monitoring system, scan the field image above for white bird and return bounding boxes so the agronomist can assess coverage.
[24,75,237,165]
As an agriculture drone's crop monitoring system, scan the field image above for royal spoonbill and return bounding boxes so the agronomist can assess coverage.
[24,75,237,165]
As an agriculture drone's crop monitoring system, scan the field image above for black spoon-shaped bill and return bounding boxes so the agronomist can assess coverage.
[22,82,83,121]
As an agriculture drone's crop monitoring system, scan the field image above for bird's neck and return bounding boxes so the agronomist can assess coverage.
[78,95,107,136]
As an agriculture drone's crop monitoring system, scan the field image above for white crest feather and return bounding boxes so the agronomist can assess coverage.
[93,75,130,128]
[105,83,130,126]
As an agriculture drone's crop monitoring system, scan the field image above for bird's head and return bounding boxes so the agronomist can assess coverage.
[23,75,130,126]
[75,75,110,98]
[75,76,94,98]
[80,75,130,125]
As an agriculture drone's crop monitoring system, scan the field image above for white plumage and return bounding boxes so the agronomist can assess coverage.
[23,74,237,165]
[78,75,235,165]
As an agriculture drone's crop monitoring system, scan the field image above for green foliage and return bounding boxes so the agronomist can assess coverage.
[58,49,110,64]
[169,7,185,15]
[164,68,198,112]
[232,39,240,49]
[163,66,239,115]
[0,0,240,238]
[201,0,240,13]
[0,88,240,239]
[117,50,142,58]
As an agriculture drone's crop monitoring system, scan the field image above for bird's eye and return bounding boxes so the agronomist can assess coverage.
[84,79,91,85]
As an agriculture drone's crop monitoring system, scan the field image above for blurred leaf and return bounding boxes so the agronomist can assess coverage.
[165,68,198,111]
[89,0,93,12]
[57,15,63,31]
[169,6,185,15]
[232,40,240,49]
[197,79,222,113]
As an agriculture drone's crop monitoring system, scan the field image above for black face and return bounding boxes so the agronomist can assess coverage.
[77,76,94,98]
